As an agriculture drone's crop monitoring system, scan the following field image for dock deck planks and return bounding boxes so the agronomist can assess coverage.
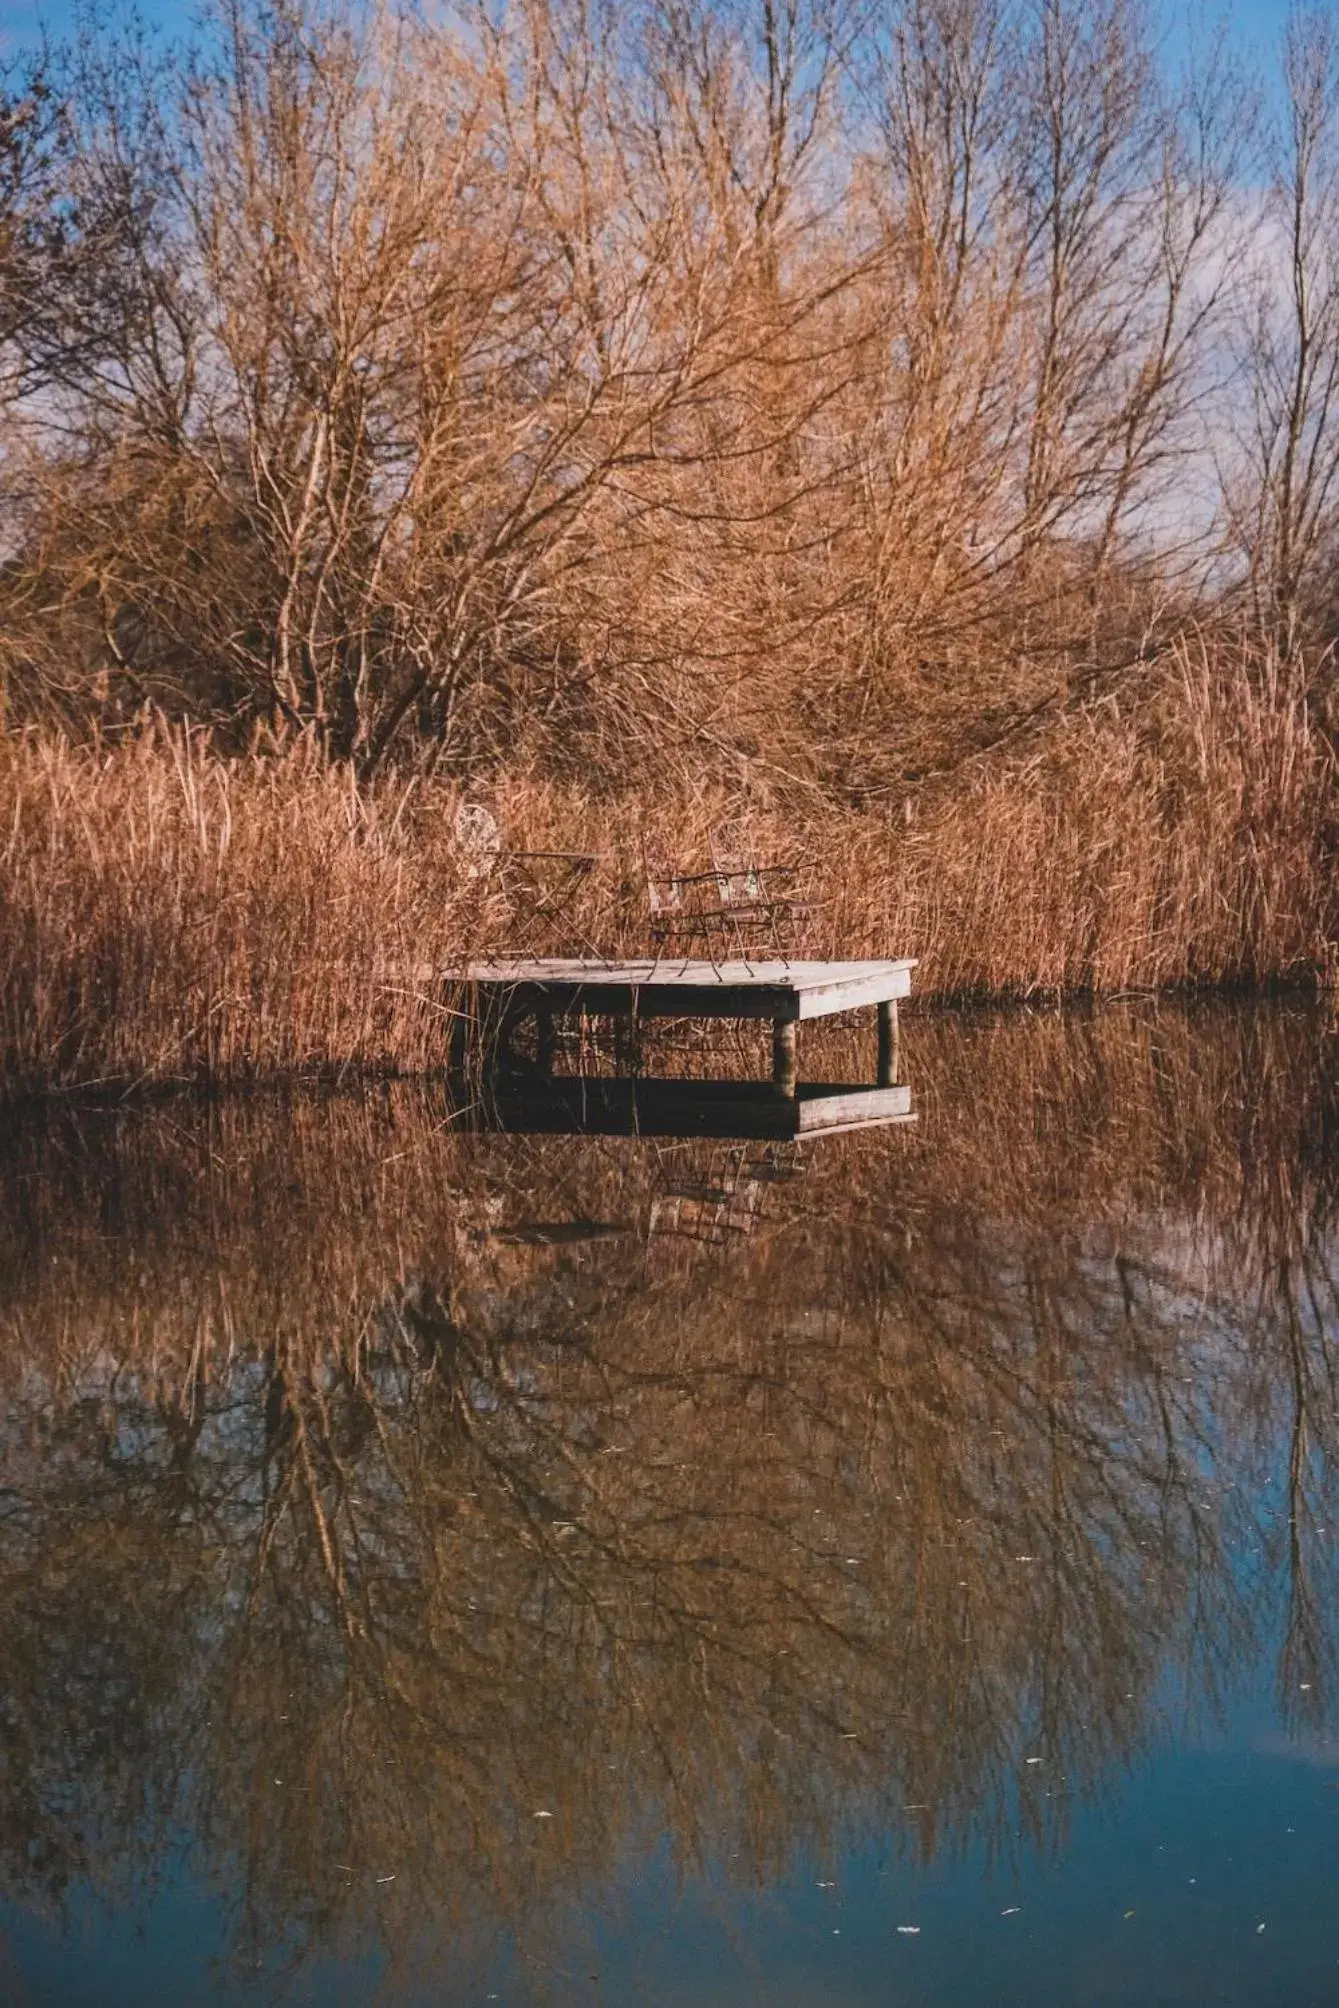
[442,958,915,1021]
[441,957,916,1093]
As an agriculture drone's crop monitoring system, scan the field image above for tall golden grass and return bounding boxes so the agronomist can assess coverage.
[1,636,1333,1095]
[0,726,470,1091]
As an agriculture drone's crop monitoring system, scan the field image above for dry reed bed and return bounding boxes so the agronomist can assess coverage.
[1,641,1334,1095]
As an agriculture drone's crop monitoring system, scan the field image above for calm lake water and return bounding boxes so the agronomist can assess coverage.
[1,999,1336,2006]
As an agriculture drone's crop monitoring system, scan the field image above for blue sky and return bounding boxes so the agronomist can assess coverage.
[0,0,1310,68]
[1159,0,1300,84]
[2,0,188,60]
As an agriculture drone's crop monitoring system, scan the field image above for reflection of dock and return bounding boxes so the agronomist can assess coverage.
[450,1076,914,1140]
[443,959,915,1090]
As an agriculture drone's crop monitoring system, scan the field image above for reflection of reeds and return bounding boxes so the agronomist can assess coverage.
[2,640,1335,1094]
[0,1002,1335,1986]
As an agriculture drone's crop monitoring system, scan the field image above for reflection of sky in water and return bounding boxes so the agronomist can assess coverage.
[0,998,1335,2005]
[6,1698,1339,2004]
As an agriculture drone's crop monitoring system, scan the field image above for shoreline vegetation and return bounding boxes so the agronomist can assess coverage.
[0,0,1336,1093]
[1,636,1333,1097]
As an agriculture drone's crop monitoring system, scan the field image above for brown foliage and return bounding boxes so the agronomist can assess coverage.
[0,0,1324,787]
[0,1,1334,1072]
[0,631,1332,1095]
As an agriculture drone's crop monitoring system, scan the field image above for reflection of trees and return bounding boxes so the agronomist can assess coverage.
[1261,1242,1339,1729]
[0,997,1334,1985]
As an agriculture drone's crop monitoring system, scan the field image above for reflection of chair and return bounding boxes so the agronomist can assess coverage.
[649,1147,760,1244]
[648,1141,807,1248]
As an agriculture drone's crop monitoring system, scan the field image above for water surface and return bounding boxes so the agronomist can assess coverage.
[1,999,1336,2004]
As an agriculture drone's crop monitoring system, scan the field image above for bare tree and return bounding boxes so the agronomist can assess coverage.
[0,59,66,404]
[1229,4,1339,661]
[824,0,1243,783]
[0,0,1319,788]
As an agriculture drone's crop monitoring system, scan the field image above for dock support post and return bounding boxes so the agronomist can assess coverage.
[536,1008,556,1074]
[772,1016,797,1094]
[877,998,900,1087]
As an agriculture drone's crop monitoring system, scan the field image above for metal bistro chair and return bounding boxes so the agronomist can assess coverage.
[642,825,816,966]
[452,800,601,953]
[709,822,817,957]
[449,801,603,1070]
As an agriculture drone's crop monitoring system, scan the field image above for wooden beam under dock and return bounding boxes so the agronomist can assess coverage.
[436,958,917,1090]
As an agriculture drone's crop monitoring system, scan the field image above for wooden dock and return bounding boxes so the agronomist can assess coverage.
[445,958,916,1091]
[452,1076,914,1140]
